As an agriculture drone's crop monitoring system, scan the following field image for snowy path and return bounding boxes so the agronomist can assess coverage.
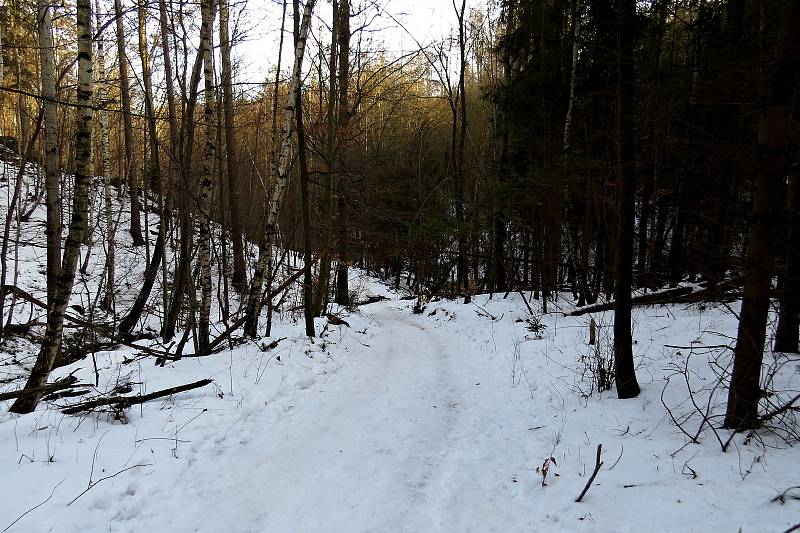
[172,303,519,532]
[3,294,798,533]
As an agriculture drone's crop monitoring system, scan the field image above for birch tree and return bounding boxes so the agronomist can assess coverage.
[38,0,60,313]
[11,0,94,413]
[242,0,316,337]
[96,1,114,311]
[197,0,217,354]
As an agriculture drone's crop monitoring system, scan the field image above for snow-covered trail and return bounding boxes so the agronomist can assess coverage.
[4,288,797,532]
[170,303,522,533]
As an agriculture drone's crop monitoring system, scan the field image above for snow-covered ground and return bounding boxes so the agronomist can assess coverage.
[0,156,798,532]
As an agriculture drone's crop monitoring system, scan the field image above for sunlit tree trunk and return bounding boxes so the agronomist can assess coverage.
[197,0,217,354]
[96,2,114,311]
[11,0,94,413]
[37,0,61,314]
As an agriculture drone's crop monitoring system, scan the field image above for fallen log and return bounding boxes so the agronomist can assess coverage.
[61,378,213,415]
[566,287,695,316]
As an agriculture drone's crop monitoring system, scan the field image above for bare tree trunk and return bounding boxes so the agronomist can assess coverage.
[313,0,337,317]
[0,3,4,86]
[294,0,315,337]
[96,3,114,311]
[334,0,350,306]
[613,0,641,399]
[163,11,208,341]
[37,0,61,314]
[775,170,800,352]
[493,0,517,294]
[242,0,316,337]
[138,1,161,195]
[197,0,217,355]
[0,112,42,337]
[118,0,167,334]
[11,0,94,413]
[114,0,145,246]
[262,0,288,337]
[158,0,181,340]
[157,0,179,324]
[454,0,470,304]
[219,0,247,294]
[725,0,798,429]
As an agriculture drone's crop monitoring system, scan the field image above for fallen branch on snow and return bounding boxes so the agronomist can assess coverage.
[575,444,603,503]
[61,379,213,415]
[566,287,694,316]
[0,376,90,402]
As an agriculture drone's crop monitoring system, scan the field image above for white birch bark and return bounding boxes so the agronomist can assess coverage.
[11,0,94,413]
[197,0,216,354]
[242,0,317,336]
[96,1,114,311]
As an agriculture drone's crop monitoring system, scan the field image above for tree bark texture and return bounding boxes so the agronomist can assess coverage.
[725,0,799,429]
[243,0,316,337]
[613,0,641,399]
[114,0,144,246]
[11,0,94,413]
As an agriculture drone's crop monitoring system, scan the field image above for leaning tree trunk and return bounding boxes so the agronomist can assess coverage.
[113,0,144,246]
[242,0,317,337]
[725,0,799,429]
[197,0,217,355]
[612,0,641,399]
[10,0,93,413]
